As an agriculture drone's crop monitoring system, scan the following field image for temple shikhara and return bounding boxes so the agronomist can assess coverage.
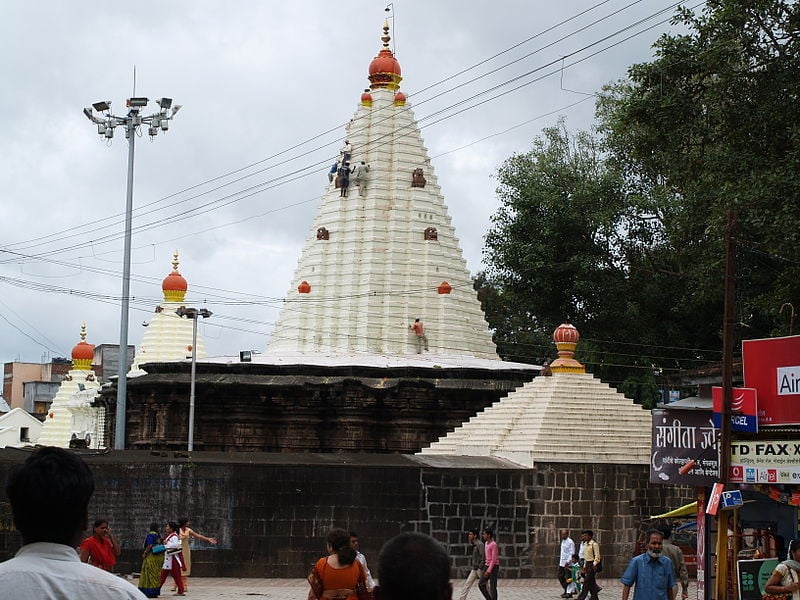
[267,22,497,360]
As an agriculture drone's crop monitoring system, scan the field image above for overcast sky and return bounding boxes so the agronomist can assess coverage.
[0,0,692,364]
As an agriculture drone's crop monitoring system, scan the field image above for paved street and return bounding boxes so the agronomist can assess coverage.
[131,577,696,600]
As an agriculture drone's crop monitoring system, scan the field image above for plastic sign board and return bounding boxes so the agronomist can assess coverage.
[721,489,743,508]
[742,335,800,425]
[706,483,724,516]
[712,387,758,433]
[729,440,800,484]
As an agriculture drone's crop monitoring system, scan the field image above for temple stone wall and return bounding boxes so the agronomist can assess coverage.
[0,451,691,579]
[105,363,536,453]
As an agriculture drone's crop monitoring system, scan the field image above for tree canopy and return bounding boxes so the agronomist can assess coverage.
[480,0,800,405]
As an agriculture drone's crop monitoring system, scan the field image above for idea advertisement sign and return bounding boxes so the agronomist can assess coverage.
[742,335,800,425]
[712,387,758,433]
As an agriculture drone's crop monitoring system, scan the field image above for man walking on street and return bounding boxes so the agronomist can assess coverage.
[458,529,485,600]
[479,528,499,600]
[559,529,576,598]
[577,530,601,600]
[658,525,689,600]
[621,529,675,600]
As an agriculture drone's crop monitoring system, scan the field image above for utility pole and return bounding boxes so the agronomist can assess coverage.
[716,209,737,600]
[83,97,181,450]
[176,306,212,452]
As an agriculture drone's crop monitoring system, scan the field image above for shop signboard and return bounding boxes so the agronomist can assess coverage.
[742,335,800,425]
[737,558,779,600]
[712,386,758,433]
[651,409,718,485]
[729,439,800,484]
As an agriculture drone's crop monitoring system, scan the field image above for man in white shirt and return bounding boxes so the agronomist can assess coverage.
[350,531,376,591]
[0,446,145,599]
[558,529,576,598]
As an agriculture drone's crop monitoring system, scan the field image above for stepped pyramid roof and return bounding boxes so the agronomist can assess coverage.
[419,324,652,466]
[266,23,497,361]
[130,251,207,375]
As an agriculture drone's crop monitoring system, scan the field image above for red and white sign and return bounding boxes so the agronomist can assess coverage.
[742,335,800,425]
[706,482,724,516]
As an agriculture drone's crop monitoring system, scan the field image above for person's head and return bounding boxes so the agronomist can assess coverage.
[645,529,664,557]
[166,521,179,534]
[468,528,479,544]
[787,539,800,561]
[149,522,160,533]
[657,524,672,540]
[560,529,569,539]
[580,530,593,542]
[374,532,452,600]
[482,528,494,542]
[5,446,94,546]
[415,318,420,323]
[178,517,190,529]
[327,528,356,565]
[91,519,109,537]
[349,530,360,551]
[571,553,579,563]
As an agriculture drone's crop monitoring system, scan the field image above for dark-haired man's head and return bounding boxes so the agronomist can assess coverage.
[374,532,452,600]
[5,447,94,547]
[657,524,672,539]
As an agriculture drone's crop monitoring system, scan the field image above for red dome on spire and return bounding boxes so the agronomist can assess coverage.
[71,323,94,368]
[368,21,402,90]
[162,251,188,302]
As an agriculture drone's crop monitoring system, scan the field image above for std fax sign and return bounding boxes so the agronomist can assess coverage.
[730,440,800,484]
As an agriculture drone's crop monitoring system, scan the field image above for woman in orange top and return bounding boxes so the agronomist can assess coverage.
[79,519,121,571]
[308,528,368,600]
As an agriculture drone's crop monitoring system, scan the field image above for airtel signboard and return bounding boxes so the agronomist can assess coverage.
[742,335,800,426]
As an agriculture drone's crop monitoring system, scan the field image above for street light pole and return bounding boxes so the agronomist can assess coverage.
[176,307,212,451]
[83,97,181,450]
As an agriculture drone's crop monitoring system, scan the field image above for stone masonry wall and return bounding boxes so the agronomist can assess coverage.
[529,462,694,577]
[0,451,690,579]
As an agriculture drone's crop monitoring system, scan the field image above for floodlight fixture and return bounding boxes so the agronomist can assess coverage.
[83,91,180,449]
[175,305,213,451]
[171,104,182,117]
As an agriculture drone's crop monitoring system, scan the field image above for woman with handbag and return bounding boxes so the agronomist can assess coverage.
[307,528,371,600]
[159,521,186,596]
[764,539,800,600]
[138,522,164,598]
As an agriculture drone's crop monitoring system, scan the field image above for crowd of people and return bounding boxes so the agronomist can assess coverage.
[8,447,800,600]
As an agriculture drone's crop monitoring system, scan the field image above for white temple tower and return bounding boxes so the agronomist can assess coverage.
[129,251,207,375]
[267,23,497,360]
[36,323,105,449]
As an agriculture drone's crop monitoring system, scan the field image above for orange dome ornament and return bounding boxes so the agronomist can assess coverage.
[393,91,407,106]
[297,280,311,294]
[437,281,452,295]
[162,250,188,303]
[361,89,373,107]
[549,322,585,373]
[368,21,402,90]
[71,323,95,370]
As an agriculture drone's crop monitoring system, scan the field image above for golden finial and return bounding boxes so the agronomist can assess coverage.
[381,19,391,49]
[80,322,87,342]
[172,250,180,272]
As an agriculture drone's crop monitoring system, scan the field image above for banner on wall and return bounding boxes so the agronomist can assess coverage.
[742,335,800,425]
[712,387,758,433]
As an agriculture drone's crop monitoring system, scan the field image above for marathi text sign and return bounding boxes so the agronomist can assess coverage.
[729,440,800,484]
[742,335,800,425]
[651,409,719,485]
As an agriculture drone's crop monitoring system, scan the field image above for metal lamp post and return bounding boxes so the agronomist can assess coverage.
[83,97,181,450]
[176,306,212,451]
